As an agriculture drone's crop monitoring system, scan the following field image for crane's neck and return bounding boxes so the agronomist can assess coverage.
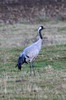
[38,30,43,39]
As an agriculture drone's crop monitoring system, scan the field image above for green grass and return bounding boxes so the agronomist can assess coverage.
[58,26,66,31]
[0,44,66,73]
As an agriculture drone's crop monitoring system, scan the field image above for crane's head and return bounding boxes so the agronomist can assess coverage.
[38,26,45,39]
[38,26,44,32]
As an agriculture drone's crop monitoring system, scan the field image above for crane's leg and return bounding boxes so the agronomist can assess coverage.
[30,62,35,75]
[32,62,35,75]
[30,62,33,75]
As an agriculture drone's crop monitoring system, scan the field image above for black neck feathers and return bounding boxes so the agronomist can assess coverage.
[39,30,43,39]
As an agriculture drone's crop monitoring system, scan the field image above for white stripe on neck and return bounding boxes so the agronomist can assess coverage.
[38,26,42,32]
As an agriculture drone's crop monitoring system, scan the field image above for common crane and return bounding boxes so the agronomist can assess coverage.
[16,26,44,74]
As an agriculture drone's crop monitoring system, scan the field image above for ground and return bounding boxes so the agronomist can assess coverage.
[0,20,66,100]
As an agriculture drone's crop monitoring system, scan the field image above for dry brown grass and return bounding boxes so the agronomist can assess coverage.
[0,21,66,48]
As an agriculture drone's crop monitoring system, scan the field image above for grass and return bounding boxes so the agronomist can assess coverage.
[58,26,66,32]
[0,21,66,100]
[0,44,66,100]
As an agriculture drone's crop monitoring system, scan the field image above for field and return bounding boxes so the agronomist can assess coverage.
[0,21,66,100]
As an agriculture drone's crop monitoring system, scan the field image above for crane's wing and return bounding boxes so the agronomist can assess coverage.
[23,42,40,58]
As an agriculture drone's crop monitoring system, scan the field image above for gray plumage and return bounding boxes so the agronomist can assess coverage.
[16,26,44,74]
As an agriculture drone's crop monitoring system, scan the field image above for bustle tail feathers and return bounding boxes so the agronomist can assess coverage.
[17,54,25,70]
